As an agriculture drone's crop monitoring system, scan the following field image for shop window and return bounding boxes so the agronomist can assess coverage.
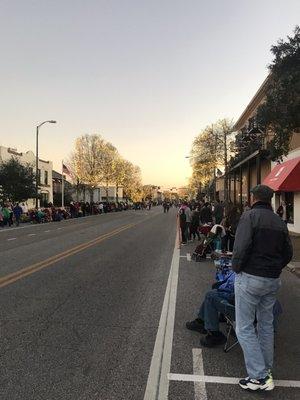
[285,192,294,224]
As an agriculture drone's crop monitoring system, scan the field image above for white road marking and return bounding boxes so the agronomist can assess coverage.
[168,373,300,388]
[57,227,62,230]
[143,232,180,400]
[187,253,191,262]
[193,349,207,400]
[28,233,36,237]
[7,238,17,241]
[44,230,50,233]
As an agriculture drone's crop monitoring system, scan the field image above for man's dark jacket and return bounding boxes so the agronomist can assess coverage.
[232,202,293,278]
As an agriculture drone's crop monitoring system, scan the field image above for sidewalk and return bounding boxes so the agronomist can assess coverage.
[169,240,300,400]
[289,234,300,278]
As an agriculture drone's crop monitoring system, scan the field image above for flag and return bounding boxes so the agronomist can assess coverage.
[62,163,71,176]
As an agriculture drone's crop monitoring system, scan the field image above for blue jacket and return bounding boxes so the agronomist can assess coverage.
[217,271,235,293]
[13,206,23,217]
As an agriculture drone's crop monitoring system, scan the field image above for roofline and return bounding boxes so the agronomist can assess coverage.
[229,150,260,171]
[234,74,271,131]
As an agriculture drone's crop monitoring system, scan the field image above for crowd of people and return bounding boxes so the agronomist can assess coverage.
[183,185,293,392]
[0,200,132,228]
[0,202,28,227]
[178,199,241,251]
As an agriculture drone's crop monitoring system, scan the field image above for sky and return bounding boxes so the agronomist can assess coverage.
[0,0,299,188]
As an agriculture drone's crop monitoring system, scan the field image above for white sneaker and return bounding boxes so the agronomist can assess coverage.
[239,375,274,391]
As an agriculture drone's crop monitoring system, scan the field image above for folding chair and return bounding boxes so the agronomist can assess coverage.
[220,299,282,353]
[220,300,239,353]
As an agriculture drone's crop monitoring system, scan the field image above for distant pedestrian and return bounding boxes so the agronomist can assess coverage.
[224,204,241,251]
[2,205,11,226]
[200,203,213,224]
[190,206,200,240]
[179,206,187,244]
[276,201,287,223]
[232,185,293,392]
[13,203,23,226]
[213,200,224,224]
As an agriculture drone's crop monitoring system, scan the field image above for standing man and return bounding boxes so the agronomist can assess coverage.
[200,202,213,224]
[213,200,224,224]
[13,203,23,226]
[185,202,192,240]
[232,185,293,392]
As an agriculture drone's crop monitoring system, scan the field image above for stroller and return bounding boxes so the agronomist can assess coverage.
[191,235,215,261]
[191,225,224,262]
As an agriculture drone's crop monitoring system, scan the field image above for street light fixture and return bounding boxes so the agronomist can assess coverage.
[36,120,57,208]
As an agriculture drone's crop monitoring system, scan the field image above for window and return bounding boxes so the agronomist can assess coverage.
[45,170,48,185]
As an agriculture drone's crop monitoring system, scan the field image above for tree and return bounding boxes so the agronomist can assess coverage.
[190,119,234,200]
[100,142,119,202]
[70,134,105,202]
[122,163,143,202]
[112,156,127,203]
[70,134,143,203]
[0,158,36,203]
[257,26,300,160]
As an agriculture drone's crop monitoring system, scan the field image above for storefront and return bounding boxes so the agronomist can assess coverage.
[263,156,300,234]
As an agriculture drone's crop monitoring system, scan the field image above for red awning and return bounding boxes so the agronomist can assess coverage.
[262,156,300,192]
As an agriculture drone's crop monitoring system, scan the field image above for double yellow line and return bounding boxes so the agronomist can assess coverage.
[0,222,135,289]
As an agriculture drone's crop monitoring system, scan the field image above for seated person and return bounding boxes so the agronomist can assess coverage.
[186,271,235,347]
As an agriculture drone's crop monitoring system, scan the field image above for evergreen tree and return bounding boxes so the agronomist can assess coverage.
[0,158,36,202]
[257,26,300,160]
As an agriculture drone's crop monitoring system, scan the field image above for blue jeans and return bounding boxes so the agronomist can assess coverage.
[235,272,281,379]
[198,289,233,331]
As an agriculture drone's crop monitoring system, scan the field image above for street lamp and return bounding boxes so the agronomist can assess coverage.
[36,120,57,208]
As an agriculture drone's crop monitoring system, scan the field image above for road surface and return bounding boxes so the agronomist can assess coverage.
[0,207,299,399]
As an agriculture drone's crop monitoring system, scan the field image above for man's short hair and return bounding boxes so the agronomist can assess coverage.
[251,184,274,203]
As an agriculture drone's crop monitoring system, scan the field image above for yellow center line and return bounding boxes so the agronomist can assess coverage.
[0,222,135,289]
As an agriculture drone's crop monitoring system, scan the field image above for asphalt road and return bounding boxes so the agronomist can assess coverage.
[0,207,177,400]
[1,208,299,400]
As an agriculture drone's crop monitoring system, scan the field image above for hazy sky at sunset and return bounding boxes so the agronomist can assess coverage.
[0,0,299,187]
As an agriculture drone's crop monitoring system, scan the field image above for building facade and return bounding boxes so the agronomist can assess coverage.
[229,75,300,233]
[75,186,124,203]
[0,146,53,207]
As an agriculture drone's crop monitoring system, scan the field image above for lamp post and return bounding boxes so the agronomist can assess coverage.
[35,120,57,208]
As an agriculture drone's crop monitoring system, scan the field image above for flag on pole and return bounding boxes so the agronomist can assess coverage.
[62,163,71,176]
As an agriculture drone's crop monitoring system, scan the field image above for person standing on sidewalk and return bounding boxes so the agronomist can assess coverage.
[232,185,293,392]
[13,203,23,226]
